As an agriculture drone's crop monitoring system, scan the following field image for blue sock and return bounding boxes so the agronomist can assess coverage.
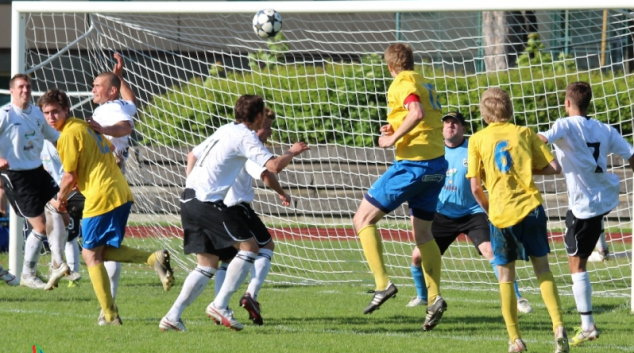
[491,261,522,299]
[410,265,428,302]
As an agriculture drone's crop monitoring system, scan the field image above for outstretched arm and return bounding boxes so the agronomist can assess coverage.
[261,170,291,206]
[532,159,561,175]
[113,53,136,104]
[264,142,309,173]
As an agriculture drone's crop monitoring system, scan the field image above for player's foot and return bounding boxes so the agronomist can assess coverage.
[152,250,175,291]
[206,303,244,331]
[517,298,533,314]
[406,296,427,308]
[363,281,398,314]
[569,326,599,346]
[98,315,123,326]
[20,273,47,289]
[44,262,70,291]
[240,292,263,325]
[554,326,569,353]
[422,295,447,331]
[159,317,187,332]
[65,271,82,282]
[508,338,527,352]
[0,266,19,286]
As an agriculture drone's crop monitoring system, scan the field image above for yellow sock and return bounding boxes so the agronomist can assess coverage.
[87,264,117,322]
[358,225,389,290]
[417,240,442,303]
[500,282,520,341]
[538,272,564,332]
[103,245,154,265]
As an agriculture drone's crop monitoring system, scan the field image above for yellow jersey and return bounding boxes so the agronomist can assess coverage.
[466,122,553,228]
[57,118,133,218]
[387,70,444,161]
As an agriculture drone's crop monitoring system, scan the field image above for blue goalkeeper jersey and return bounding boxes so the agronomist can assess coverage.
[436,138,484,218]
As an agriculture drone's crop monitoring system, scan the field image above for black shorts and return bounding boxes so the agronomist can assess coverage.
[66,191,85,242]
[431,212,489,255]
[0,166,59,218]
[180,189,250,260]
[227,202,272,246]
[565,210,605,259]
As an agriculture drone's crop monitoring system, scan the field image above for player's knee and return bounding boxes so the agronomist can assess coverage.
[239,238,259,253]
[263,240,275,251]
[411,247,422,265]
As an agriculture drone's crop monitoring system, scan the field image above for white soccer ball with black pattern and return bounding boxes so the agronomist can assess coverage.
[252,9,282,39]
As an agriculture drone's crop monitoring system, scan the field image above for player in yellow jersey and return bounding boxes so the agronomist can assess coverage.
[466,88,569,353]
[353,43,448,331]
[38,89,175,326]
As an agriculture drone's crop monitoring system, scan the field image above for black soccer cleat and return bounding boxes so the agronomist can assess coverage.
[363,281,398,314]
[422,295,447,331]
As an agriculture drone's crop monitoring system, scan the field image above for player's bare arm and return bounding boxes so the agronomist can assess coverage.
[50,170,78,213]
[537,133,548,144]
[378,101,424,148]
[261,170,291,206]
[469,176,489,215]
[112,52,137,104]
[532,159,561,175]
[264,141,309,173]
[186,151,197,177]
[86,119,132,137]
[0,157,9,171]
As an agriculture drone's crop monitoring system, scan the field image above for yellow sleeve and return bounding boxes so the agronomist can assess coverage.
[58,132,80,173]
[529,129,554,170]
[466,135,482,179]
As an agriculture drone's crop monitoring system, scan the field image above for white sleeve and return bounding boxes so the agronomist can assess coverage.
[41,119,60,142]
[244,159,267,180]
[0,109,7,135]
[239,131,274,167]
[97,101,135,124]
[607,126,634,160]
[121,100,137,117]
[539,119,567,144]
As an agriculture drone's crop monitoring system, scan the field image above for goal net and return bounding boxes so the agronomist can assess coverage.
[10,1,634,298]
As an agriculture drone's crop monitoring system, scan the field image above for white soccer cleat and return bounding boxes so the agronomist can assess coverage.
[406,296,427,308]
[44,262,71,291]
[206,303,244,331]
[159,317,187,332]
[517,298,533,314]
[508,338,527,352]
[65,271,82,282]
[569,326,599,346]
[20,273,47,289]
[554,326,570,353]
[0,266,19,286]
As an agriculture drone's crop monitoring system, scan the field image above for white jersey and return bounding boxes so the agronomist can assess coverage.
[224,160,267,206]
[0,103,59,171]
[92,99,136,152]
[40,140,63,185]
[540,115,634,218]
[186,123,273,203]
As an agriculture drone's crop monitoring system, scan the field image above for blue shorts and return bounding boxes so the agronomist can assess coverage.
[365,156,447,220]
[490,205,550,265]
[81,202,132,250]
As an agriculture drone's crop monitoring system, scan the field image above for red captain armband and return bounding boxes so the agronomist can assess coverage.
[403,94,420,108]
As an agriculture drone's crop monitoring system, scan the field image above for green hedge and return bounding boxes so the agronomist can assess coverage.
[140,53,634,147]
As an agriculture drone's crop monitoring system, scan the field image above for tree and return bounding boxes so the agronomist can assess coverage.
[482,11,538,71]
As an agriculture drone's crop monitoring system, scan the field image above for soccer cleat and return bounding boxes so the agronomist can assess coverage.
[240,292,263,325]
[153,250,175,291]
[159,317,187,332]
[554,326,570,353]
[20,273,47,289]
[406,296,427,308]
[206,303,244,331]
[65,271,82,282]
[363,281,398,314]
[517,298,533,314]
[98,315,123,326]
[508,338,527,352]
[422,295,448,331]
[0,266,19,286]
[44,263,71,291]
[569,326,600,346]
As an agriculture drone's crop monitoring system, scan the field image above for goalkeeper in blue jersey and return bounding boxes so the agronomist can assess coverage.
[408,112,533,314]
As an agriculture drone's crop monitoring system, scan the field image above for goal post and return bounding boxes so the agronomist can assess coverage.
[9,1,634,309]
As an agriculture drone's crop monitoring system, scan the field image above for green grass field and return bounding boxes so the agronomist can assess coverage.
[1,250,634,353]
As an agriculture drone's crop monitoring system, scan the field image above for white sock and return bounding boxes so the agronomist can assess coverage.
[212,251,256,309]
[247,248,273,300]
[65,239,80,272]
[166,266,215,322]
[45,210,67,267]
[214,262,228,296]
[572,271,594,330]
[23,230,45,276]
[104,261,121,300]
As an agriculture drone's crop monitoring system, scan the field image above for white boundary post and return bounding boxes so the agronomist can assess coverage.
[8,7,25,278]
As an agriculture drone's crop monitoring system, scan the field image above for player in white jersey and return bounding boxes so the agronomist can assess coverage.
[86,53,137,307]
[0,74,70,290]
[538,81,634,347]
[159,95,308,332]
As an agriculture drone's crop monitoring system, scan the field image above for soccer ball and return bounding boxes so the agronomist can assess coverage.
[252,9,282,39]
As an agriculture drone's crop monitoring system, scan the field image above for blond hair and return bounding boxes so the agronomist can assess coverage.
[480,88,513,124]
[384,43,414,73]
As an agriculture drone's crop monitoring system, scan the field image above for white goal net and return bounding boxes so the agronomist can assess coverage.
[10,1,634,299]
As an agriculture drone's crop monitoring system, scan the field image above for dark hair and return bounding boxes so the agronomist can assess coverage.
[37,89,70,112]
[10,74,31,88]
[565,82,592,112]
[234,95,264,124]
[264,107,276,120]
[97,72,122,91]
